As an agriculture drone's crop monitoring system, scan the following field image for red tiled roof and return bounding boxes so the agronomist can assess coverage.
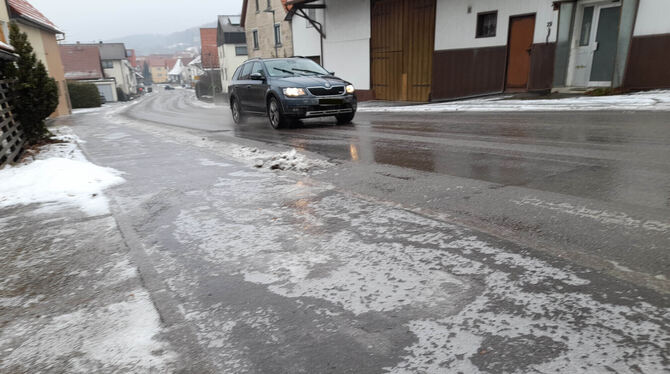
[200,28,219,68]
[59,44,103,80]
[8,0,62,34]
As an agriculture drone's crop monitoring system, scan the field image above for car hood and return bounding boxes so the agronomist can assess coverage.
[273,75,350,88]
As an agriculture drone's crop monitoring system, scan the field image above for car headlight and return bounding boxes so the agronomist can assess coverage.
[345,84,355,94]
[283,87,306,97]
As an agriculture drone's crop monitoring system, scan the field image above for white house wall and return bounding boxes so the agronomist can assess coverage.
[623,0,670,89]
[322,0,371,90]
[434,0,557,51]
[292,9,323,58]
[220,44,247,93]
[633,0,670,36]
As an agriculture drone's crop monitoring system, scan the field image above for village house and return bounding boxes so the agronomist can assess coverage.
[146,55,173,84]
[185,55,205,86]
[288,1,322,64]
[7,0,71,117]
[216,15,247,92]
[60,42,137,100]
[286,0,670,102]
[97,43,137,97]
[59,43,118,102]
[241,0,294,59]
[200,27,222,92]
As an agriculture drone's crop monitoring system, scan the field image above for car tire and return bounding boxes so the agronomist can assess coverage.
[335,112,355,125]
[268,96,290,129]
[231,97,246,124]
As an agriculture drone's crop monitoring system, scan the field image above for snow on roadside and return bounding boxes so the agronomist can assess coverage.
[358,90,670,113]
[71,106,105,115]
[234,146,332,173]
[0,127,125,216]
[186,91,217,109]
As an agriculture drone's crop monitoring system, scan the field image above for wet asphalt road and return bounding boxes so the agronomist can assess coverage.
[44,89,669,373]
[126,89,670,289]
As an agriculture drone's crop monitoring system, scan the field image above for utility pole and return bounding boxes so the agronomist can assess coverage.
[207,52,215,100]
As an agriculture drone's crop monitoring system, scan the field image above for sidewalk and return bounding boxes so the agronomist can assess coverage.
[358,90,670,112]
[0,130,178,372]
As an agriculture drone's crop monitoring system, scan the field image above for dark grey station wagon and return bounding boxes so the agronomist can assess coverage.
[228,57,357,129]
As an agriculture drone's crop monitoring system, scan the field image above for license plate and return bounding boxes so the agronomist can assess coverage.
[319,98,344,105]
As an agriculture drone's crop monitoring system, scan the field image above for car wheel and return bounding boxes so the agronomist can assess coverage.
[335,112,355,125]
[231,97,246,124]
[268,97,289,129]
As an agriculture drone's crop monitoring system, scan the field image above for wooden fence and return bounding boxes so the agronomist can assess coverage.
[0,79,23,168]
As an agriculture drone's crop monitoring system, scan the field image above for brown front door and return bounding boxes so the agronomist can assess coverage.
[371,0,436,101]
[505,15,535,89]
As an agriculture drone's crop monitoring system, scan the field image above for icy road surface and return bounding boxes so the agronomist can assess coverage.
[8,96,664,373]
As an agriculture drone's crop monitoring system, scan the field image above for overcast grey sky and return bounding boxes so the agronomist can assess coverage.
[28,0,243,42]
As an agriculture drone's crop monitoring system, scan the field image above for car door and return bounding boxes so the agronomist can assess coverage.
[248,62,269,113]
[236,62,254,110]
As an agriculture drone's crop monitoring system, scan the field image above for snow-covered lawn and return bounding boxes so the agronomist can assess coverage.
[0,128,124,216]
[358,90,670,113]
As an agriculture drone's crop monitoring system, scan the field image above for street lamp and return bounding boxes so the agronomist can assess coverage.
[263,8,278,58]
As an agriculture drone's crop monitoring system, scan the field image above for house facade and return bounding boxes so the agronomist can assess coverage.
[8,0,71,117]
[287,0,670,102]
[216,15,247,92]
[60,43,118,102]
[146,55,173,83]
[241,0,294,58]
[289,4,322,63]
[98,43,137,96]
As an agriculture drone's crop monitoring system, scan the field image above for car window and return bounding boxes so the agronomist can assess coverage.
[265,59,329,77]
[232,65,242,80]
[239,63,253,80]
[251,62,265,77]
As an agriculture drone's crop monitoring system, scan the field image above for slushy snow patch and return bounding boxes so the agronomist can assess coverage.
[0,158,125,216]
[231,146,332,173]
[359,90,670,112]
[0,128,124,216]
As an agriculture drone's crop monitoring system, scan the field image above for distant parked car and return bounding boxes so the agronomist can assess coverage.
[164,85,174,90]
[228,57,357,129]
[99,94,106,104]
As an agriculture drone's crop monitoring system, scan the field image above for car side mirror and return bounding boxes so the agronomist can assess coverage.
[328,71,335,76]
[250,72,265,80]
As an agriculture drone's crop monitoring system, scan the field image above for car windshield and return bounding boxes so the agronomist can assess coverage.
[265,59,329,77]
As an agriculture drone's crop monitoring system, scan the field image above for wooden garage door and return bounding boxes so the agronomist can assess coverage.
[371,0,436,102]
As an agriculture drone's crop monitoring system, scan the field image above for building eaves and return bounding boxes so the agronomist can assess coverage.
[7,0,63,34]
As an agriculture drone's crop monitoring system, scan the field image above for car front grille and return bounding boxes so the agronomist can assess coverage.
[308,86,345,96]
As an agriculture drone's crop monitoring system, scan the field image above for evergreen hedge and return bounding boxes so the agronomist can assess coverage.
[0,23,58,144]
[67,82,101,108]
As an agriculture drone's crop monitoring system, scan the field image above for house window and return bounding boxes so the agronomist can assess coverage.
[266,0,271,9]
[476,11,497,38]
[306,8,316,28]
[252,30,259,50]
[579,6,594,46]
[255,0,259,12]
[274,24,281,46]
[235,45,248,56]
[102,60,113,69]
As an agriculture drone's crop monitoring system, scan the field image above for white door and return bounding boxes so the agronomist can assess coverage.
[568,2,621,87]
